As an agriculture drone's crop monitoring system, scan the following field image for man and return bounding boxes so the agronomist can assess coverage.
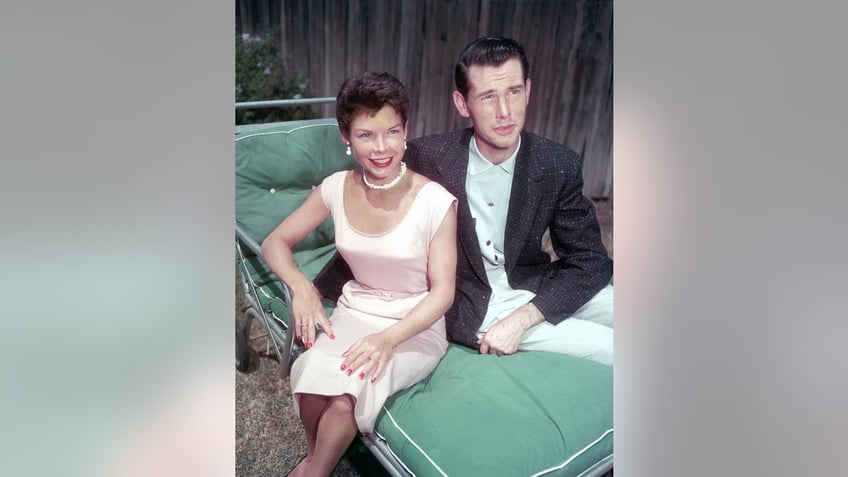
[316,36,613,365]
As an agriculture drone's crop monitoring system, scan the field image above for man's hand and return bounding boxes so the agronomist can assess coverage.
[477,302,545,356]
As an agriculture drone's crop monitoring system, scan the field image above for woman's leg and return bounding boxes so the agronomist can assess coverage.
[297,393,330,456]
[309,394,358,476]
[290,394,358,477]
[288,393,328,477]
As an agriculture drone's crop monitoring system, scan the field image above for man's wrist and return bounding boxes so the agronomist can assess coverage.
[523,302,546,325]
[490,303,546,336]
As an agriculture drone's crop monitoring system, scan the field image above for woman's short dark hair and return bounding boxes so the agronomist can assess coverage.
[454,36,530,98]
[336,72,410,135]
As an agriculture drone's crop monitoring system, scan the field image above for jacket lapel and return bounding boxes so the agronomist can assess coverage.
[505,132,542,272]
[432,130,490,287]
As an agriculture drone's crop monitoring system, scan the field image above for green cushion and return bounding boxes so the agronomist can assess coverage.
[241,243,337,287]
[375,344,613,477]
[235,119,336,135]
[235,119,357,254]
[236,119,354,327]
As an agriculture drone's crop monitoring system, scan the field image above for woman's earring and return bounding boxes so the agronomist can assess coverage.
[404,139,407,150]
[345,144,352,156]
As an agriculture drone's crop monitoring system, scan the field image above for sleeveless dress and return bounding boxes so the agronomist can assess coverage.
[290,170,457,433]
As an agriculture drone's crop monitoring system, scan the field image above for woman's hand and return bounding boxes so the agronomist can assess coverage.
[340,332,396,383]
[291,283,334,348]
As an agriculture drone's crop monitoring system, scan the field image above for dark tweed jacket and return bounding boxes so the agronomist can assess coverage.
[313,128,613,348]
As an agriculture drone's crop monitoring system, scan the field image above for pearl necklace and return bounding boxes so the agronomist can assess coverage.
[362,161,407,191]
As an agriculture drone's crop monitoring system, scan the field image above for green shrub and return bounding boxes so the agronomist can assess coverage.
[236,32,313,124]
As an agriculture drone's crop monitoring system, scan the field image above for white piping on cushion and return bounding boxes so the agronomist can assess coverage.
[382,403,611,477]
[381,407,448,477]
[256,286,287,325]
[235,123,337,142]
[529,428,613,477]
[372,429,416,476]
[258,285,281,303]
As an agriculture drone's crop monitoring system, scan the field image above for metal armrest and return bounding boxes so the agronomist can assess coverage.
[235,224,297,377]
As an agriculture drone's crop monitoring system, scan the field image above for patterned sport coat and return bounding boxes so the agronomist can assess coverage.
[313,128,613,348]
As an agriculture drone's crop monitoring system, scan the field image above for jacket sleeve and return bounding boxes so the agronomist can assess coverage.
[530,155,612,324]
[312,252,353,302]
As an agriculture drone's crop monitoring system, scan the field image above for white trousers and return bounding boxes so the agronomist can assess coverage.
[520,285,613,366]
[478,284,614,366]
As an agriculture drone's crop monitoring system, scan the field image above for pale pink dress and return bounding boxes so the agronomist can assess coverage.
[290,170,457,433]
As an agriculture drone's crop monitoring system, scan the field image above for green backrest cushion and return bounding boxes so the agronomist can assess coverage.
[235,119,357,252]
[242,243,338,288]
[375,344,613,477]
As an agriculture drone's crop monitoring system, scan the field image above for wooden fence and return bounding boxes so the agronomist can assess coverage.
[236,0,612,198]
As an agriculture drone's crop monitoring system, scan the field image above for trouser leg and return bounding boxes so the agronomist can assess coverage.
[519,285,614,365]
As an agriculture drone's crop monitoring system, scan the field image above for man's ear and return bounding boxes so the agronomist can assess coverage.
[452,90,471,118]
[525,78,532,105]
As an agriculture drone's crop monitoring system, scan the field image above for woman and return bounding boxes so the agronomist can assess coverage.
[261,72,458,477]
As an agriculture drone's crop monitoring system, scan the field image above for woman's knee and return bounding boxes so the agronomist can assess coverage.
[329,394,356,411]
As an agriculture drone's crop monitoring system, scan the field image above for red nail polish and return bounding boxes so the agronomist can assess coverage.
[340,364,346,371]
[306,342,312,349]
[330,334,335,339]
[346,369,353,376]
[370,377,377,383]
[359,373,365,380]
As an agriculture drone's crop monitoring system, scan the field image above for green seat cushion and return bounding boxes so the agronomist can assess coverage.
[375,344,613,477]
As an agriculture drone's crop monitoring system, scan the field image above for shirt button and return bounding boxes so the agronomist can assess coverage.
[269,188,276,194]
[487,201,494,207]
[486,240,491,246]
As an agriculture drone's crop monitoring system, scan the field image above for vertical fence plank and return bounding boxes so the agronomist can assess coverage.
[236,0,612,198]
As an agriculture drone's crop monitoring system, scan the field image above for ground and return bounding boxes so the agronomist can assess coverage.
[236,199,613,476]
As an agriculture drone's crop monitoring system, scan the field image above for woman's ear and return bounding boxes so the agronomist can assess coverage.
[338,127,350,145]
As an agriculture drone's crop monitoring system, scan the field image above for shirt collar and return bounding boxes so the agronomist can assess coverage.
[467,135,520,176]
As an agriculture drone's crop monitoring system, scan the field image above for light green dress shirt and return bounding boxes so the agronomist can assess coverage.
[465,136,536,335]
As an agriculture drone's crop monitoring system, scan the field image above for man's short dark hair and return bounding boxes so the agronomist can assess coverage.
[454,36,530,98]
